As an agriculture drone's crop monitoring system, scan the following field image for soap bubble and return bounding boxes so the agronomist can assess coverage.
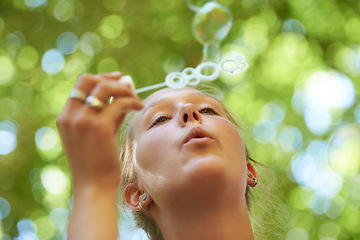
[186,0,209,11]
[202,42,220,63]
[327,124,360,178]
[192,2,232,45]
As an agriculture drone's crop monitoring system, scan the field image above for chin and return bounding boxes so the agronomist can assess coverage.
[183,155,231,187]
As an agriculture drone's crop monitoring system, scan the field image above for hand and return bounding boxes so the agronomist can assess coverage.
[56,72,143,193]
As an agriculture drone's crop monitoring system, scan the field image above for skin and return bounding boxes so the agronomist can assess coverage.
[57,72,258,240]
[126,88,257,240]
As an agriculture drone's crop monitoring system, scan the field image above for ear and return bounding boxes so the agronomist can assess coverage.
[246,161,259,187]
[124,183,153,211]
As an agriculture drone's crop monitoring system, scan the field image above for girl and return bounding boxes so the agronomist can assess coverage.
[57,72,259,240]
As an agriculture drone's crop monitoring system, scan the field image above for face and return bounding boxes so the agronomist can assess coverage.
[132,88,247,202]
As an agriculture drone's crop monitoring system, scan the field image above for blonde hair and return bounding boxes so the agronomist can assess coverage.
[118,85,271,240]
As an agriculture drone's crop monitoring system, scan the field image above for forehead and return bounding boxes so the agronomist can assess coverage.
[142,87,210,108]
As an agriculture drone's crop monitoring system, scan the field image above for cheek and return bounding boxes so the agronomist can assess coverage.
[220,120,247,169]
[135,125,177,175]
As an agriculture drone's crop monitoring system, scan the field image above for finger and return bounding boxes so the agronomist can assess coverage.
[95,72,122,80]
[87,80,137,105]
[102,97,144,131]
[65,74,103,110]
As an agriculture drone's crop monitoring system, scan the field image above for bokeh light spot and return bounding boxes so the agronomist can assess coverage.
[0,197,11,219]
[304,71,355,111]
[278,126,303,151]
[17,219,38,239]
[56,32,79,55]
[259,102,286,125]
[53,0,75,22]
[24,0,46,8]
[253,120,277,143]
[345,17,360,42]
[80,32,103,56]
[304,107,331,135]
[286,227,309,240]
[282,19,306,37]
[40,166,69,194]
[35,127,58,151]
[97,57,119,73]
[0,121,18,155]
[99,15,124,39]
[16,45,39,70]
[49,208,69,232]
[355,105,360,125]
[327,124,360,178]
[41,49,65,74]
[0,55,15,84]
[318,221,340,239]
[325,196,345,219]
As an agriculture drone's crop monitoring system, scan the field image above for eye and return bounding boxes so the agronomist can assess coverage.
[149,115,171,128]
[199,107,219,115]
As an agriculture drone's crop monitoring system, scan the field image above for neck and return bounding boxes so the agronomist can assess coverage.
[154,197,254,240]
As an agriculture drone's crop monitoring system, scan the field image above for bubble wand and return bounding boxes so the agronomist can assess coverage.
[121,1,248,94]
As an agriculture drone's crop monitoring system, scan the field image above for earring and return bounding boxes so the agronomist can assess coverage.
[247,173,258,188]
[140,193,147,201]
[138,202,144,211]
[138,193,148,211]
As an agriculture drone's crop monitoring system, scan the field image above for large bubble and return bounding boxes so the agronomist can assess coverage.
[192,2,232,45]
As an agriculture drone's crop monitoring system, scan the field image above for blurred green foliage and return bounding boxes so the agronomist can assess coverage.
[0,0,360,239]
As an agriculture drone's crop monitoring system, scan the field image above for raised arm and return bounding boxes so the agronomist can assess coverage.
[56,72,143,240]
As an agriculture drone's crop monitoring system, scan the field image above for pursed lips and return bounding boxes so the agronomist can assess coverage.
[183,127,214,145]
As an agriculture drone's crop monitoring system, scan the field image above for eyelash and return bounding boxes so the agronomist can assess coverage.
[198,106,219,115]
[149,106,219,129]
[150,115,171,128]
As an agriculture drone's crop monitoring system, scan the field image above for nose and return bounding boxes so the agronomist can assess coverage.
[179,103,202,127]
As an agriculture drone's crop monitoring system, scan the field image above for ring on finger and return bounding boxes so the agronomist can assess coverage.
[86,96,106,109]
[69,88,87,102]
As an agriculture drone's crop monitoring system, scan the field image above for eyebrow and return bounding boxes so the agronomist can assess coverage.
[140,91,214,116]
